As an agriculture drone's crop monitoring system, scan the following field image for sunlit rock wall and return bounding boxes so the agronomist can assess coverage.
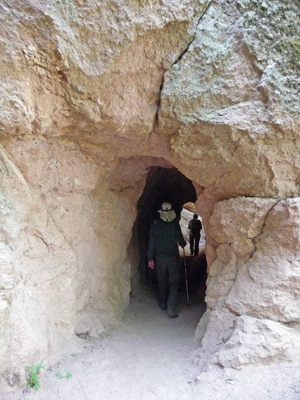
[195,197,300,369]
[1,0,206,387]
[0,0,299,387]
[158,0,300,199]
[0,137,137,385]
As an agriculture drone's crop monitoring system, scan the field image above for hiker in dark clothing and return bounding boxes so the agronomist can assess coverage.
[148,202,186,318]
[188,213,202,256]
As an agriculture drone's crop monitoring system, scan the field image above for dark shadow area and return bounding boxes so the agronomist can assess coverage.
[134,166,197,282]
[179,250,207,308]
[129,165,206,315]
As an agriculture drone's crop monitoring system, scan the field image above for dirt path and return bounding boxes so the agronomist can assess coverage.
[3,282,300,400]
[12,285,205,400]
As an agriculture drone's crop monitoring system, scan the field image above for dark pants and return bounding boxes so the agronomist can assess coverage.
[155,256,180,312]
[190,233,200,256]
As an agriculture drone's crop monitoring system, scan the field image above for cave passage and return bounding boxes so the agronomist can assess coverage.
[130,166,207,310]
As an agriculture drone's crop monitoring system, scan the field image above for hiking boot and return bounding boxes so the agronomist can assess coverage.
[168,309,179,318]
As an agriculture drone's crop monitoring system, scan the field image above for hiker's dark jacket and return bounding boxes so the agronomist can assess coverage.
[148,218,186,261]
[188,219,202,235]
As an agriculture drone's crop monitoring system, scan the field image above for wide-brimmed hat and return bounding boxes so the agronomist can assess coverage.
[158,202,176,222]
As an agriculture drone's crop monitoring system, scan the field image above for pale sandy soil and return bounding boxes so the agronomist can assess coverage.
[2,278,300,400]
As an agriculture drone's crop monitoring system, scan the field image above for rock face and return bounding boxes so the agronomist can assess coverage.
[195,197,300,369]
[0,0,299,387]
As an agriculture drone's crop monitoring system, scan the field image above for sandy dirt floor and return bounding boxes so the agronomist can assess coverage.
[2,274,300,400]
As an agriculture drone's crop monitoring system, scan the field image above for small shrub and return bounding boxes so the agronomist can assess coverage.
[65,371,73,379]
[54,370,73,380]
[26,362,45,389]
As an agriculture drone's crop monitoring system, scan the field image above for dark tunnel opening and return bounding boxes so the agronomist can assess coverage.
[129,166,207,313]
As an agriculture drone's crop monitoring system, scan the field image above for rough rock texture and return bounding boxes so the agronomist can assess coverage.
[0,0,300,388]
[215,315,297,369]
[158,0,300,200]
[194,197,300,370]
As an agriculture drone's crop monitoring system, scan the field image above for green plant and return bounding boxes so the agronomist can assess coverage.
[54,370,73,380]
[65,371,73,379]
[26,362,45,389]
[54,371,64,380]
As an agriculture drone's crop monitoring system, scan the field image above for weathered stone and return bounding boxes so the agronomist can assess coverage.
[207,197,278,244]
[195,197,300,370]
[231,239,255,260]
[216,243,233,264]
[226,199,300,323]
[215,316,296,369]
[159,0,300,198]
[0,0,300,388]
[193,308,236,370]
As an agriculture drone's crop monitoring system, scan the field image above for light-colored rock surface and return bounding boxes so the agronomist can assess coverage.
[226,199,300,322]
[0,0,300,389]
[0,144,79,386]
[194,197,300,371]
[158,0,300,199]
[215,315,297,369]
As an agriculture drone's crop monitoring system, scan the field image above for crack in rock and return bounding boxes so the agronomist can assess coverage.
[223,197,283,313]
[170,0,214,68]
[238,197,282,272]
[152,0,214,132]
[251,197,283,248]
[240,197,282,281]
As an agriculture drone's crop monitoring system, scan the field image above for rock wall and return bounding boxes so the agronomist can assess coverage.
[195,197,300,369]
[0,138,137,385]
[0,0,299,387]
[158,0,300,199]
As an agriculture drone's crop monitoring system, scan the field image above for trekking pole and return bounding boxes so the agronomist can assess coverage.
[183,247,190,308]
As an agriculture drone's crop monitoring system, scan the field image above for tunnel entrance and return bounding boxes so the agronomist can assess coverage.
[128,165,207,314]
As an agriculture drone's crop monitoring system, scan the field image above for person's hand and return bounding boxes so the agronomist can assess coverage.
[148,260,155,270]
